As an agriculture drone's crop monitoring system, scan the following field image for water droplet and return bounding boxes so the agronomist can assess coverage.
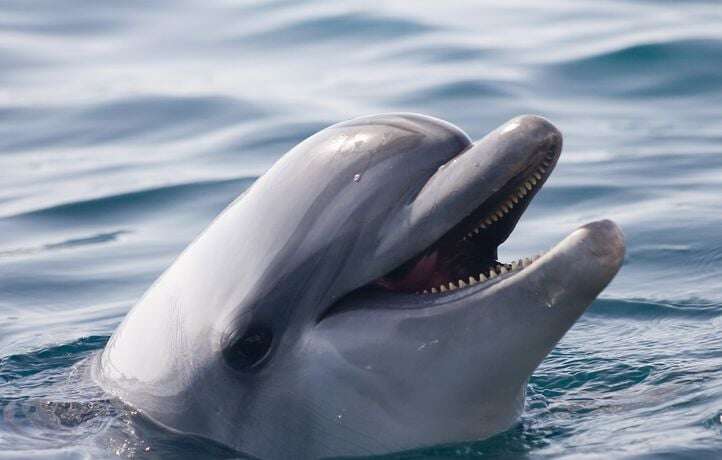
[353,173,362,182]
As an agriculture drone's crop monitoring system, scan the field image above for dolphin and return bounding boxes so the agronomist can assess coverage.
[94,113,625,459]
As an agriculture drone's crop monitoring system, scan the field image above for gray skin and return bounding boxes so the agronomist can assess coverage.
[94,113,625,459]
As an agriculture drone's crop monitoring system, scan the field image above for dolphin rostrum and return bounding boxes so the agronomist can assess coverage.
[94,114,625,459]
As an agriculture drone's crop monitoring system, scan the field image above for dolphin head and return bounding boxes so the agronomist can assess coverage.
[97,114,625,459]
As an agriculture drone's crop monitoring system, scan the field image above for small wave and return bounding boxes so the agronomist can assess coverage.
[622,446,722,460]
[586,298,722,320]
[0,231,129,259]
[220,120,328,154]
[0,95,265,153]
[394,79,512,105]
[0,16,121,37]
[533,184,632,208]
[0,49,49,81]
[7,177,254,222]
[373,44,492,64]
[542,38,722,98]
[0,336,107,384]
[235,12,433,46]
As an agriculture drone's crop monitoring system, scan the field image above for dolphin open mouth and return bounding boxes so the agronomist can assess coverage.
[374,150,556,295]
[370,119,561,296]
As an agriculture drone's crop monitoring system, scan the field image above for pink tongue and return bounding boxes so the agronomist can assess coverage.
[375,251,451,292]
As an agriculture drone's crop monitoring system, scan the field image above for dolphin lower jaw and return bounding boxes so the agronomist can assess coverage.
[303,221,624,458]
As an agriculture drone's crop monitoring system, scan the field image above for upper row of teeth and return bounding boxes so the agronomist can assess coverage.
[417,253,543,295]
[464,153,555,240]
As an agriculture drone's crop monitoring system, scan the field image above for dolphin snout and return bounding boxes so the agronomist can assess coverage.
[527,219,625,308]
[575,219,626,275]
[495,114,563,161]
[502,114,562,141]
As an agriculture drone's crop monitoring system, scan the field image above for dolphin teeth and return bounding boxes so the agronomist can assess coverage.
[484,218,493,226]
[489,270,498,279]
[525,182,533,190]
[510,260,520,271]
[530,177,538,186]
[533,172,543,180]
[511,195,519,204]
[479,273,488,281]
[480,223,487,229]
[491,214,499,222]
[458,279,466,288]
[440,285,448,292]
[500,204,509,213]
[431,287,438,293]
[495,210,504,219]
[448,281,457,290]
[468,275,478,285]
[474,227,481,234]
[421,290,428,294]
[505,200,514,209]
[500,266,508,274]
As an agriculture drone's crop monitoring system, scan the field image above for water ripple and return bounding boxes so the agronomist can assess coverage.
[236,11,434,46]
[7,177,254,221]
[544,38,722,98]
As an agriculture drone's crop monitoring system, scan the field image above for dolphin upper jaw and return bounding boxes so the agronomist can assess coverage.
[376,115,562,263]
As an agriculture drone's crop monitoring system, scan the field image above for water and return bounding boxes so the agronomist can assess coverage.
[1,1,722,458]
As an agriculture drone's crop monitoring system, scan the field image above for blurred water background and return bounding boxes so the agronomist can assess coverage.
[2,1,722,458]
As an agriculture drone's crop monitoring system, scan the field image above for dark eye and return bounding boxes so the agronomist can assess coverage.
[223,324,273,372]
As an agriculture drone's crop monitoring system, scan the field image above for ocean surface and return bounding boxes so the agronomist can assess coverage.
[2,1,722,458]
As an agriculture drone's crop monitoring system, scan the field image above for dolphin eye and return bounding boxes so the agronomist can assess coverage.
[224,324,273,372]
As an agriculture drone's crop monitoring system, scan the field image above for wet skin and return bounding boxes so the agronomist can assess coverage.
[95,114,625,459]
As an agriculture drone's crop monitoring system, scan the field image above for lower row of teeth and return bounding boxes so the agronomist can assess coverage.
[464,153,554,240]
[418,253,543,295]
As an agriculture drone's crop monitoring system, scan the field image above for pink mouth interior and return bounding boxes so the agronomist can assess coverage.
[373,232,501,293]
[374,251,448,292]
